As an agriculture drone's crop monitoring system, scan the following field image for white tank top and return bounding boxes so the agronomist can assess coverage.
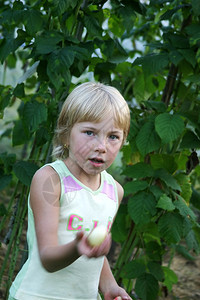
[9,160,118,300]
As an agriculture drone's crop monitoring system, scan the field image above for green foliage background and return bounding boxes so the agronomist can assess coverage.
[0,0,200,299]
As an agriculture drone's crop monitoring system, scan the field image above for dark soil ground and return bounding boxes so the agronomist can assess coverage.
[163,253,200,300]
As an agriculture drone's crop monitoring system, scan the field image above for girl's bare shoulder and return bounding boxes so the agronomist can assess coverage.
[31,165,60,197]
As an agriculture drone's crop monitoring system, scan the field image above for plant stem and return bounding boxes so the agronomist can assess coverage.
[113,223,138,281]
[5,189,28,299]
[0,181,20,234]
[0,185,27,285]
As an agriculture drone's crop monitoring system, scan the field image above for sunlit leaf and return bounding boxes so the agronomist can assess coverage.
[156,194,175,211]
[162,266,178,291]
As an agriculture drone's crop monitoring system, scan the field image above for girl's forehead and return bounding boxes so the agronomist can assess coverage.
[76,119,123,132]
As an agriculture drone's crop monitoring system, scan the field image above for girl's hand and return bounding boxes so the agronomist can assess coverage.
[104,286,132,300]
[76,231,112,258]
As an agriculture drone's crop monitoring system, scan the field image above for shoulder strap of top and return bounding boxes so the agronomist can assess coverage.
[43,160,70,204]
[101,170,119,206]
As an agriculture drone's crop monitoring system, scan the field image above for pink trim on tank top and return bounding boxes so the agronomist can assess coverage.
[63,176,83,193]
[101,181,116,202]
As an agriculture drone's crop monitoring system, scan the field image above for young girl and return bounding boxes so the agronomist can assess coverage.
[9,82,131,300]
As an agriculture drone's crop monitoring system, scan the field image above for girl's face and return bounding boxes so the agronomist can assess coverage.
[66,118,124,177]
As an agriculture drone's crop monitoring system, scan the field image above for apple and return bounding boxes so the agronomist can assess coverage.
[87,225,108,247]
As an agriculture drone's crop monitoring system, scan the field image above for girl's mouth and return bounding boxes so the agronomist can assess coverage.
[89,158,104,166]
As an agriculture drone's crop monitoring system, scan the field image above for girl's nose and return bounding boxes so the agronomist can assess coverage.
[94,137,106,152]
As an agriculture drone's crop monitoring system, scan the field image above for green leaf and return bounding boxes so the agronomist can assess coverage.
[0,203,7,216]
[174,152,189,171]
[174,196,196,221]
[0,153,16,173]
[133,72,146,102]
[175,244,195,260]
[174,173,192,204]
[178,49,196,68]
[180,130,200,149]
[112,204,129,243]
[13,83,25,98]
[150,153,177,174]
[70,45,90,60]
[47,49,72,89]
[154,168,181,191]
[0,86,12,111]
[155,113,185,143]
[24,9,43,35]
[52,0,78,15]
[185,229,200,252]
[136,118,161,156]
[149,185,163,200]
[0,174,12,191]
[143,100,167,113]
[84,15,102,37]
[156,194,175,211]
[162,266,178,291]
[23,101,47,132]
[169,50,183,66]
[190,188,200,210]
[135,273,159,300]
[12,120,30,146]
[160,6,181,20]
[94,62,115,83]
[123,162,154,179]
[133,54,169,76]
[185,24,200,46]
[108,14,125,37]
[183,216,193,238]
[164,32,190,50]
[186,74,200,84]
[128,191,157,225]
[13,161,39,186]
[35,32,63,54]
[148,261,165,282]
[145,241,163,261]
[119,5,136,32]
[35,127,50,146]
[158,212,183,244]
[122,259,146,279]
[60,48,75,67]
[0,35,15,62]
[191,0,200,16]
[141,223,161,246]
[124,180,149,196]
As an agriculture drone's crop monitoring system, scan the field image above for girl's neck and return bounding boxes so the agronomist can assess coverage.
[63,159,101,191]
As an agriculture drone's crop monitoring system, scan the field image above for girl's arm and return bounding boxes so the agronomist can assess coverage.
[99,258,131,300]
[30,166,111,273]
[98,181,131,300]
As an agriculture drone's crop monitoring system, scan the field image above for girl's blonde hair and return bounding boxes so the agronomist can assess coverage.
[52,82,130,159]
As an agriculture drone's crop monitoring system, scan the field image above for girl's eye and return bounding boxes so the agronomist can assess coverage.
[85,131,94,136]
[109,135,119,140]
